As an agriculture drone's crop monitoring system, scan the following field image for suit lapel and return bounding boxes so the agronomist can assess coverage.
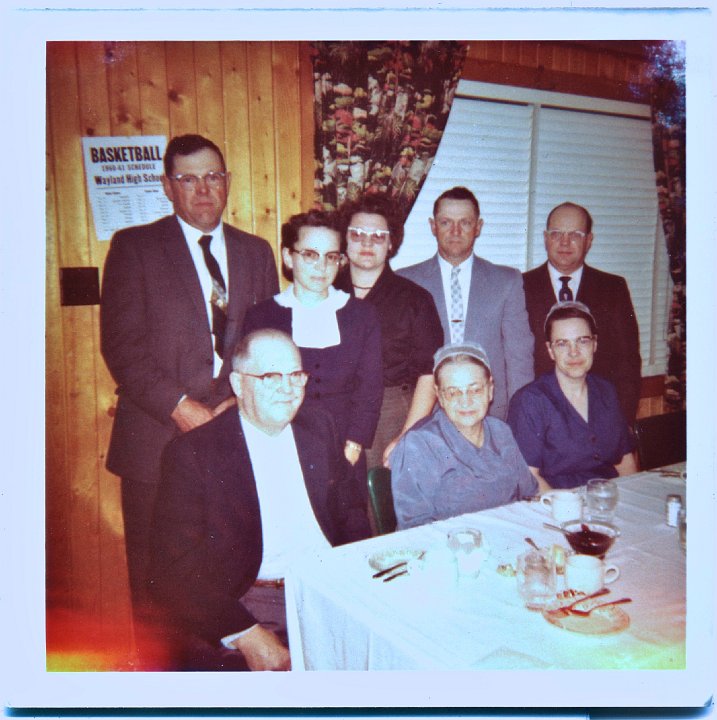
[161,216,209,326]
[463,257,482,340]
[426,256,450,341]
[575,263,595,304]
[292,416,332,539]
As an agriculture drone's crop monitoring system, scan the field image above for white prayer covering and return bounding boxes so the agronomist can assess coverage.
[274,284,350,348]
[239,413,331,581]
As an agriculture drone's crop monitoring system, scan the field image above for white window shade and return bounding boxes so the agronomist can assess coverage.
[396,98,534,270]
[393,85,671,377]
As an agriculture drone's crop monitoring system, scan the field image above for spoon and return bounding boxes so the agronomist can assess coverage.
[525,537,541,552]
[543,522,571,537]
[569,598,632,616]
[545,587,610,615]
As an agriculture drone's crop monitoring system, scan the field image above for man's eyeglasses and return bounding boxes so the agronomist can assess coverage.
[347,227,390,245]
[439,383,489,402]
[550,336,595,352]
[169,172,227,189]
[239,371,309,389]
[291,249,345,266]
[545,230,588,243]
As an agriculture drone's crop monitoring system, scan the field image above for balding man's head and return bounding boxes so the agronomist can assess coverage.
[230,329,307,435]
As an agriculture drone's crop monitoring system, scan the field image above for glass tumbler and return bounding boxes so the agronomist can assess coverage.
[516,549,556,610]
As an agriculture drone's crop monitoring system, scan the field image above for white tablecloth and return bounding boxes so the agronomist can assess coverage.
[285,467,686,670]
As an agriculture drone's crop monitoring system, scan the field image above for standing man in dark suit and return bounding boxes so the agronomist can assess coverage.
[397,186,534,421]
[100,134,279,624]
[149,329,370,670]
[522,202,641,422]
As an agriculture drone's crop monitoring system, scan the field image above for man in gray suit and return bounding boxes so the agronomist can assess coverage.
[100,134,279,623]
[397,186,534,420]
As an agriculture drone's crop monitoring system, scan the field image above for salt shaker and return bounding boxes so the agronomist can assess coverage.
[666,494,682,527]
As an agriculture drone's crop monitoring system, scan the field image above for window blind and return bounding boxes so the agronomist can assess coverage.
[393,88,671,376]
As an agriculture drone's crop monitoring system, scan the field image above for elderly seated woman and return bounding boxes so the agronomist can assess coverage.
[390,342,538,530]
[507,301,637,490]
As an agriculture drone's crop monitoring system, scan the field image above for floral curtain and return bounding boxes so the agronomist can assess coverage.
[311,41,468,219]
[648,41,686,410]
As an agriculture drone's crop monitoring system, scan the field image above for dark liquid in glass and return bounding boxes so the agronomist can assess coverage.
[566,528,613,557]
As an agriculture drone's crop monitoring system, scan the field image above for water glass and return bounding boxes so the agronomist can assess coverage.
[447,529,484,580]
[585,478,619,522]
[678,508,686,552]
[516,549,556,610]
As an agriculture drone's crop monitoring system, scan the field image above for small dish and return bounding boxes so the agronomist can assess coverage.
[368,548,424,572]
[542,592,630,635]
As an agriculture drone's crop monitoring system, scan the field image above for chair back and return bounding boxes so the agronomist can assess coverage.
[367,467,397,535]
[633,410,686,471]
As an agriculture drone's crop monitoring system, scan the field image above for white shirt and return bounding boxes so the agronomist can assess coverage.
[240,414,331,580]
[221,414,332,650]
[547,262,584,302]
[438,252,473,323]
[177,215,228,377]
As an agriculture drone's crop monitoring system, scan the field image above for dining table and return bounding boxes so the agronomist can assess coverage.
[284,464,686,671]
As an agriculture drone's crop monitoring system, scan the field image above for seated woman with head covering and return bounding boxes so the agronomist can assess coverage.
[390,342,538,530]
[507,301,637,490]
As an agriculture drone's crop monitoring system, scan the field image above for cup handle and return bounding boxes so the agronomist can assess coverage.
[604,565,620,584]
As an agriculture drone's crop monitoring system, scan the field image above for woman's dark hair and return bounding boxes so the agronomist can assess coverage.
[544,304,598,342]
[280,209,342,281]
[338,194,404,259]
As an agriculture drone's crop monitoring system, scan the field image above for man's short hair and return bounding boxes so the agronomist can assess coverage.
[163,134,226,177]
[544,301,598,342]
[338,194,404,259]
[433,186,480,219]
[231,328,296,372]
[280,209,342,281]
[545,202,593,235]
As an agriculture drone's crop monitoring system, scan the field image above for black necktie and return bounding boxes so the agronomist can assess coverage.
[558,276,573,302]
[198,235,227,358]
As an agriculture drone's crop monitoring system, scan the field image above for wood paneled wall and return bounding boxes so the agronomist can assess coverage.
[46,41,314,666]
[45,40,661,667]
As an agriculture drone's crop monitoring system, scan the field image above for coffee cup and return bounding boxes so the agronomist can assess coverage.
[565,554,620,594]
[541,490,583,523]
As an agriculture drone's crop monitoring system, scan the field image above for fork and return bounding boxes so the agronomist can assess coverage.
[569,597,632,616]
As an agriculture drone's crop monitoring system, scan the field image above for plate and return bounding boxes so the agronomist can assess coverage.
[368,548,424,572]
[542,595,630,635]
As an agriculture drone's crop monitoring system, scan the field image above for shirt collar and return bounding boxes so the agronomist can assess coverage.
[547,261,584,287]
[176,215,224,247]
[437,252,474,275]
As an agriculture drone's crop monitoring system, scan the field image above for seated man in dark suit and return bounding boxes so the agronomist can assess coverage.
[522,202,642,423]
[148,329,371,671]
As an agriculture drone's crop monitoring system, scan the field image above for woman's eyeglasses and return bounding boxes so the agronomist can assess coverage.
[291,249,345,266]
[550,336,595,352]
[347,227,390,246]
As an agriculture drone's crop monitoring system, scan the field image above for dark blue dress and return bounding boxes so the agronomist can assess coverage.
[242,295,383,449]
[507,372,635,489]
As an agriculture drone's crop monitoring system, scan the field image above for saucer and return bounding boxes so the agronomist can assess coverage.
[542,595,630,635]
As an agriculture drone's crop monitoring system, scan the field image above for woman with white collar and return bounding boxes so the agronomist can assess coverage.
[242,209,383,479]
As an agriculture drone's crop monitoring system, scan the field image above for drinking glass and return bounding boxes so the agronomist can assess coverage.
[585,478,619,522]
[447,529,484,580]
[516,549,556,610]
